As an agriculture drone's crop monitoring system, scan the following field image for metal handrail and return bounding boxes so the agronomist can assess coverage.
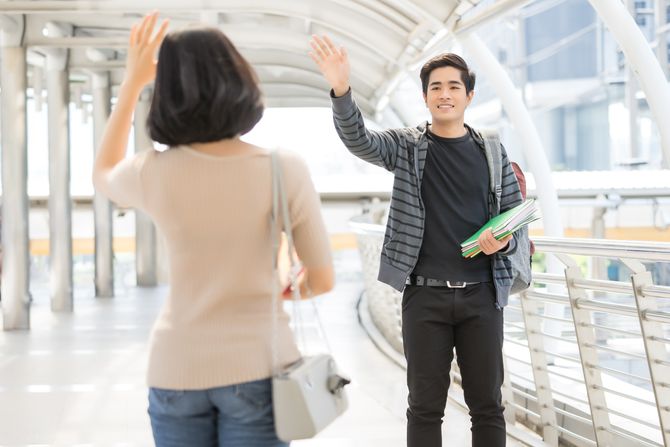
[554,406,593,426]
[533,236,670,261]
[351,215,670,447]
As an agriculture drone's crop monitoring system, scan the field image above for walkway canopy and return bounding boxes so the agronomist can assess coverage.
[0,0,529,123]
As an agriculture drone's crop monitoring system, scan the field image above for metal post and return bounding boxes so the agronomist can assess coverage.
[557,253,612,446]
[590,202,607,281]
[655,0,669,78]
[518,291,559,445]
[45,37,73,311]
[133,89,156,286]
[626,0,640,160]
[1,15,31,330]
[625,259,670,446]
[92,72,113,297]
[625,68,640,160]
[500,350,518,425]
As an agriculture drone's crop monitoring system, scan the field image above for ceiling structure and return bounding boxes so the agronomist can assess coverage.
[0,0,532,124]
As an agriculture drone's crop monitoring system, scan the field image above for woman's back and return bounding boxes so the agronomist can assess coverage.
[106,144,331,390]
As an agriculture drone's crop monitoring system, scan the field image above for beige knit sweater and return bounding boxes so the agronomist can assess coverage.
[98,146,332,390]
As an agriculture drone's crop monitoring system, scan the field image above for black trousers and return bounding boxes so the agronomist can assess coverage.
[402,282,506,447]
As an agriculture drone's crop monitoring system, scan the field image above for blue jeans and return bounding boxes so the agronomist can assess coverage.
[148,378,289,447]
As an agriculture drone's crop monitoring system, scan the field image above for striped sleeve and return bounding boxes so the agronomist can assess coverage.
[331,89,402,172]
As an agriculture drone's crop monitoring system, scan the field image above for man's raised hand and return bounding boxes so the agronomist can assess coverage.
[308,35,350,97]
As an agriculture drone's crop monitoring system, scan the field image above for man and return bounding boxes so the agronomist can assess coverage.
[309,35,528,447]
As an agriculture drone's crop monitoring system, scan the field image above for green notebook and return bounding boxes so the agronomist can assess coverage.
[461,199,540,258]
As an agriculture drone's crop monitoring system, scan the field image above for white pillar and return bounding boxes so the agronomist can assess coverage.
[1,14,30,330]
[92,72,114,297]
[588,0,670,168]
[133,89,157,286]
[45,38,73,311]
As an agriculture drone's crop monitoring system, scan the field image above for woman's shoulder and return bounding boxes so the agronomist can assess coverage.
[272,148,309,172]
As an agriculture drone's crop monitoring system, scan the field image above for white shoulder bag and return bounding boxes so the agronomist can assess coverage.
[270,151,350,442]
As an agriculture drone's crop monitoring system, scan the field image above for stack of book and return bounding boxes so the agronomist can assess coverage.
[461,199,540,258]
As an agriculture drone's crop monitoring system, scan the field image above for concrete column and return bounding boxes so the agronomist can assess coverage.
[46,43,73,311]
[133,89,156,286]
[1,15,30,330]
[92,72,113,297]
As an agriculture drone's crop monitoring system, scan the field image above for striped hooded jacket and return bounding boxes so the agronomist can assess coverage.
[332,90,527,309]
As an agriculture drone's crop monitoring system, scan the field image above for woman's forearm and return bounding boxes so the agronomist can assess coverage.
[92,82,144,180]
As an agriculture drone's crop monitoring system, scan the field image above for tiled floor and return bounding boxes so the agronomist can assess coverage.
[0,250,528,446]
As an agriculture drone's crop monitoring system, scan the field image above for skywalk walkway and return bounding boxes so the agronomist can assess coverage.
[0,249,530,446]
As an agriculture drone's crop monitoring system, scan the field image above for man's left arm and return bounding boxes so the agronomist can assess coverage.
[477,143,527,256]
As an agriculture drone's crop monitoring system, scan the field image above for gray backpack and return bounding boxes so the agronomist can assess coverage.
[481,132,533,295]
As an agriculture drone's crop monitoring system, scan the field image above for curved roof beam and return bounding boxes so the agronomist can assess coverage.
[61,46,377,105]
[24,18,398,66]
[3,2,408,63]
[254,64,376,94]
[0,0,414,33]
[64,58,375,96]
[28,22,387,105]
[264,96,331,109]
[261,82,374,116]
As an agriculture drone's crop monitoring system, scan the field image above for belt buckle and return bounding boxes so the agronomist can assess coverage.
[446,281,467,288]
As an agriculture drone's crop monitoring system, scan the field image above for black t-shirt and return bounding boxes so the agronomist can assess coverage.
[412,129,493,282]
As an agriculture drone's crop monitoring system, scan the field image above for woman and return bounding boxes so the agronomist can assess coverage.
[93,13,334,447]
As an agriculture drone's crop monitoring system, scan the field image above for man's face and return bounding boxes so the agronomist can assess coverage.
[423,66,474,124]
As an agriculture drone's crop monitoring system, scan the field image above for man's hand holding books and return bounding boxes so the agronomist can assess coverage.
[461,199,540,258]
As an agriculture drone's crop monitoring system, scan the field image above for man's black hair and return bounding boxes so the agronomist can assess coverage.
[419,53,476,95]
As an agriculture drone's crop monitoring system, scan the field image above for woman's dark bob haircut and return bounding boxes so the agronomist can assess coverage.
[147,27,264,146]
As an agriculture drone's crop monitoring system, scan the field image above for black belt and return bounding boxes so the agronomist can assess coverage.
[406,275,479,288]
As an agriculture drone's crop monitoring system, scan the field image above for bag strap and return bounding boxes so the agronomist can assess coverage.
[270,151,282,376]
[270,151,331,377]
[275,151,307,354]
[480,130,503,216]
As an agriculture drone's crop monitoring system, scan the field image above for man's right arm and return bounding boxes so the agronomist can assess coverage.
[330,88,400,171]
[309,34,401,171]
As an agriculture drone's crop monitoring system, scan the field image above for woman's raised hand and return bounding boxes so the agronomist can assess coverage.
[308,35,350,97]
[124,12,169,91]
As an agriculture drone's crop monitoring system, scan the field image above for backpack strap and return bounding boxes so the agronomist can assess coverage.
[479,129,503,216]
